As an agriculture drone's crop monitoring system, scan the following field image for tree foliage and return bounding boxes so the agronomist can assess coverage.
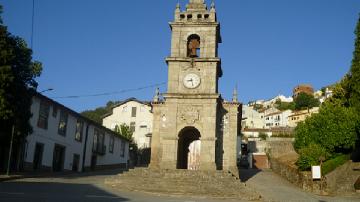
[294,104,358,155]
[294,92,320,110]
[275,99,295,111]
[81,101,120,124]
[296,143,329,171]
[114,123,138,151]
[348,14,360,112]
[0,5,42,144]
[114,123,133,141]
[294,15,360,171]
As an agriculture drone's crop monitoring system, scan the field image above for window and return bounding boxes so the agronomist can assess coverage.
[93,129,105,155]
[58,110,68,136]
[197,14,202,19]
[109,136,114,153]
[204,14,209,19]
[75,120,83,142]
[130,122,136,133]
[52,105,58,118]
[120,140,125,157]
[131,107,137,117]
[37,100,50,129]
[180,14,185,19]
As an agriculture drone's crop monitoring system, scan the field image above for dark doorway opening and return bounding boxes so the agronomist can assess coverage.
[72,154,80,172]
[52,144,65,172]
[90,154,97,171]
[177,127,201,170]
[33,143,44,170]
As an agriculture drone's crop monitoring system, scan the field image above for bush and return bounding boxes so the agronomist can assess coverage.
[259,132,268,140]
[321,154,350,175]
[297,143,328,171]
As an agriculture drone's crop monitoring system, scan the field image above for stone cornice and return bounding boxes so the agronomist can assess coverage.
[163,93,220,99]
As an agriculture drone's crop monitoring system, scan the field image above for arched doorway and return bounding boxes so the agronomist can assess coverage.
[177,127,201,170]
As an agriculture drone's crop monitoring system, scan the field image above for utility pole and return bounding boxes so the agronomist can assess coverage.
[6,125,15,176]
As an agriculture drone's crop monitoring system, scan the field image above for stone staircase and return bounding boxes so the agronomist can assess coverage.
[327,161,360,194]
[105,168,261,200]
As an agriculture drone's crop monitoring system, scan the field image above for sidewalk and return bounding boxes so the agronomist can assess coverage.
[0,168,127,182]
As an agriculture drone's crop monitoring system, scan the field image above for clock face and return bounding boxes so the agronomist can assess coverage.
[183,73,201,89]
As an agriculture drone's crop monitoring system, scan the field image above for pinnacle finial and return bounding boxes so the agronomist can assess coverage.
[211,0,215,9]
[153,88,160,102]
[232,85,238,102]
[176,1,180,9]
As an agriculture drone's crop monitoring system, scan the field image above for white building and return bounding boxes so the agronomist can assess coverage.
[264,110,292,128]
[102,98,153,149]
[241,105,265,129]
[24,93,129,172]
[262,95,293,108]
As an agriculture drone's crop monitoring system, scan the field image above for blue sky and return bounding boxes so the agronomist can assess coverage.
[1,0,360,112]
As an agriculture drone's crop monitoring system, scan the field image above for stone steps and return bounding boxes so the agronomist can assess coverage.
[105,168,261,200]
[332,161,360,194]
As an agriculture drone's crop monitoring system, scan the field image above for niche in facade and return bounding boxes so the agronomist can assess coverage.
[187,34,201,58]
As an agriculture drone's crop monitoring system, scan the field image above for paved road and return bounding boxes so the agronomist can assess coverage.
[241,169,360,202]
[0,169,359,202]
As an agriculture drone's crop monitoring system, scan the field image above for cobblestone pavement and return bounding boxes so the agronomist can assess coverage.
[241,169,360,202]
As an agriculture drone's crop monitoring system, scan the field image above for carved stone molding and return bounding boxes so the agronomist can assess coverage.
[178,105,202,125]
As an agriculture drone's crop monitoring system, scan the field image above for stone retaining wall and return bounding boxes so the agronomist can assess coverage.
[270,157,324,194]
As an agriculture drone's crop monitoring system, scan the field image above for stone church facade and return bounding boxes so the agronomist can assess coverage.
[150,0,241,176]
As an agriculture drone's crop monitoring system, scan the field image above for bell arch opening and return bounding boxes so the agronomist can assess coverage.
[177,127,201,170]
[187,34,201,58]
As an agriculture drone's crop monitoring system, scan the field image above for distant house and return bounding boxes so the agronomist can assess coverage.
[241,105,265,129]
[288,107,319,128]
[24,93,129,172]
[102,98,153,149]
[264,110,292,128]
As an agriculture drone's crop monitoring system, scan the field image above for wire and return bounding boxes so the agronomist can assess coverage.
[51,82,167,99]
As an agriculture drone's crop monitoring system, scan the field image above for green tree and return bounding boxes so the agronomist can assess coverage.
[294,92,320,110]
[0,5,42,144]
[275,99,295,111]
[347,14,360,112]
[114,123,138,151]
[114,123,133,141]
[294,104,359,157]
[81,101,120,124]
[296,143,329,170]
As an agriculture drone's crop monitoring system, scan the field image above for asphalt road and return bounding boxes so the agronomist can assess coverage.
[0,170,247,202]
[1,169,359,202]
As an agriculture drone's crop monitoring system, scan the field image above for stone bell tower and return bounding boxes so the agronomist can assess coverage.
[150,0,241,176]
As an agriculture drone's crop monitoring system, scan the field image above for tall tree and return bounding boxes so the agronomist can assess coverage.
[0,5,42,144]
[348,15,360,111]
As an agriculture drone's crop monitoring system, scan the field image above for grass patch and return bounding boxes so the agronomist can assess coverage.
[322,154,350,175]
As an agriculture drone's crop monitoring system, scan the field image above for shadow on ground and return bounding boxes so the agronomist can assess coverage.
[0,181,129,201]
[1,168,127,181]
[239,168,262,182]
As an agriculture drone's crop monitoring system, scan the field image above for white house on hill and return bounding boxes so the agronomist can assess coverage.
[102,98,153,149]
